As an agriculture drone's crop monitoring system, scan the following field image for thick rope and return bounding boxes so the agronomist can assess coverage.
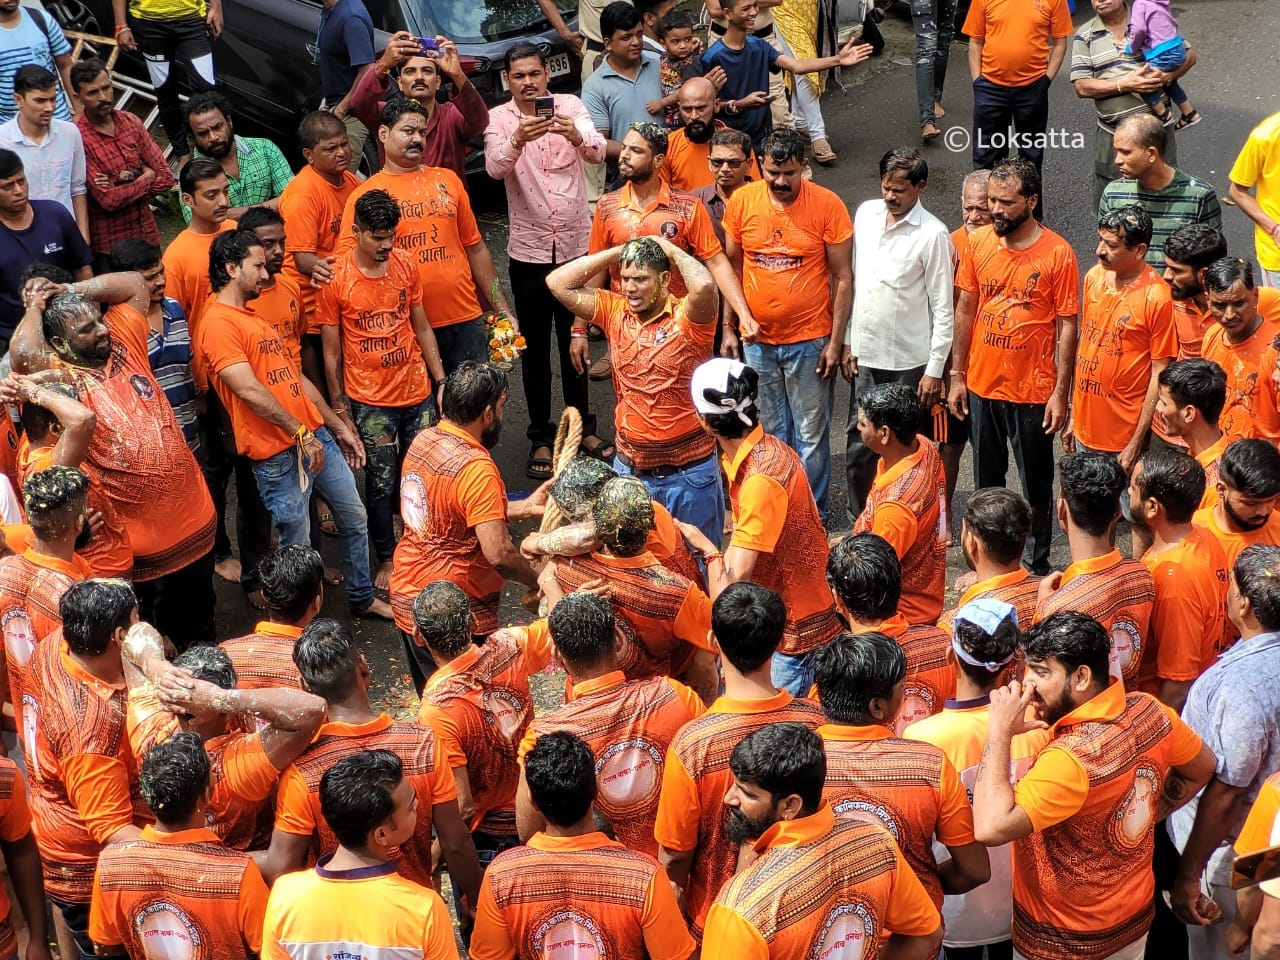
[538,406,583,534]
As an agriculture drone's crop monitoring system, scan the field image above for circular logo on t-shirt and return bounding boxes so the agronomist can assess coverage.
[531,909,606,960]
[810,901,876,960]
[1111,763,1160,849]
[2,609,35,670]
[129,374,155,401]
[401,473,428,536]
[659,219,679,239]
[483,689,525,745]
[595,738,663,815]
[894,684,937,735]
[1109,620,1142,678]
[134,902,200,960]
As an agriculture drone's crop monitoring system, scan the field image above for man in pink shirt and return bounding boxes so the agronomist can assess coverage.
[484,42,610,481]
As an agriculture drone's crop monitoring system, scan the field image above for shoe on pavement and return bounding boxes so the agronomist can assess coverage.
[589,355,613,380]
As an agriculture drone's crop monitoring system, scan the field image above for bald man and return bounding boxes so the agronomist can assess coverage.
[660,78,724,191]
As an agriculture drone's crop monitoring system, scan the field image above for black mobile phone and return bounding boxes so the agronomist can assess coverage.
[534,95,555,118]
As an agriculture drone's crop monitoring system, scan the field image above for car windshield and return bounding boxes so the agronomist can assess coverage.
[409,0,576,43]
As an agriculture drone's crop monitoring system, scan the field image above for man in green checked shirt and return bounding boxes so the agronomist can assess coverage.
[180,90,293,223]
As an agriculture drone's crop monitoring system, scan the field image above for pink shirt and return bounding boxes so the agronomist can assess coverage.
[484,94,605,264]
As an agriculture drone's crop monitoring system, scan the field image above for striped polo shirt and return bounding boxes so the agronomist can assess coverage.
[149,298,202,459]
[1099,169,1223,272]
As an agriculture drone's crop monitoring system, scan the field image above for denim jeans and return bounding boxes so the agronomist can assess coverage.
[350,397,437,564]
[743,337,835,517]
[251,427,374,608]
[771,651,814,697]
[435,317,489,374]
[614,452,725,549]
[912,0,957,127]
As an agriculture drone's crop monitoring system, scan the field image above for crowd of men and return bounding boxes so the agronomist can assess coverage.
[0,0,1277,957]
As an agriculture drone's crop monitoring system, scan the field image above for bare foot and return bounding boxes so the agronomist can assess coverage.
[374,561,393,592]
[933,101,945,119]
[324,566,344,586]
[356,597,395,620]
[245,589,267,610]
[215,557,242,583]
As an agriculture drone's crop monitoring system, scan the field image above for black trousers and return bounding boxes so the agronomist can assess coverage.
[946,943,1012,960]
[135,547,215,652]
[508,256,596,449]
[967,392,1054,574]
[972,74,1050,219]
[129,13,215,159]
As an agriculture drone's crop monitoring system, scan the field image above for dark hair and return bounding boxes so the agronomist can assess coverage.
[1134,448,1205,525]
[20,262,73,287]
[826,533,901,621]
[41,292,97,345]
[1117,112,1168,155]
[961,488,1031,566]
[617,237,669,274]
[857,382,923,445]
[13,65,56,95]
[628,120,668,156]
[953,612,1021,686]
[412,581,472,658]
[22,465,88,538]
[1058,452,1126,537]
[657,9,696,36]
[173,644,237,691]
[811,632,906,724]
[379,96,429,132]
[441,360,507,423]
[68,57,109,93]
[1205,257,1257,294]
[1099,204,1153,250]
[1164,223,1228,271]
[592,477,653,557]
[759,127,806,166]
[320,750,405,850]
[179,156,225,197]
[60,579,137,656]
[238,206,286,233]
[298,109,347,149]
[601,0,642,38]
[293,617,361,701]
[184,89,233,126]
[504,41,546,71]
[524,732,597,827]
[698,364,760,439]
[879,147,927,186]
[1219,439,1280,499]
[729,723,826,814]
[1235,545,1280,631]
[548,591,616,671]
[207,230,263,293]
[709,128,751,156]
[1159,358,1227,424]
[140,733,210,825]
[354,189,401,234]
[989,156,1041,202]
[0,149,21,180]
[110,238,162,273]
[1022,611,1111,688]
[712,582,785,673]
[258,545,324,623]
[20,381,77,440]
[634,0,669,18]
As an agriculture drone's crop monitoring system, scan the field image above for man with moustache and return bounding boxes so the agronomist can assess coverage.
[1192,439,1280,574]
[1199,258,1280,443]
[1154,359,1227,499]
[661,77,723,191]
[181,92,292,223]
[694,127,752,248]
[1161,225,1228,361]
[973,611,1216,960]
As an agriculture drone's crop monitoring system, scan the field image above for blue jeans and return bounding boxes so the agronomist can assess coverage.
[771,651,814,697]
[1140,39,1190,108]
[743,337,834,517]
[613,452,725,549]
[251,427,374,608]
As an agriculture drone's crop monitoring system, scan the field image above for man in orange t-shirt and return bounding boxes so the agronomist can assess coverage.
[242,207,308,370]
[0,757,48,960]
[658,79,721,192]
[724,128,854,517]
[1161,224,1227,364]
[703,723,942,960]
[161,159,237,349]
[318,190,446,586]
[949,158,1080,574]
[1201,258,1280,442]
[1155,359,1228,511]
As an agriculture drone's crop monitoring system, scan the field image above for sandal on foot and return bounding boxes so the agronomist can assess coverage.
[526,445,553,481]
[1174,109,1201,130]
[811,137,837,164]
[1153,104,1175,126]
[580,435,616,463]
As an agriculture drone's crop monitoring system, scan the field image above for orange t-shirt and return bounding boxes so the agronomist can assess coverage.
[390,421,508,636]
[89,825,269,958]
[0,759,30,959]
[591,291,716,470]
[1193,504,1280,656]
[518,671,704,857]
[1072,264,1178,453]
[650,499,705,589]
[1034,549,1154,689]
[1138,526,1228,693]
[853,437,948,626]
[279,164,362,333]
[654,691,824,938]
[219,622,304,690]
[471,831,696,960]
[722,178,852,344]
[1171,299,1212,361]
[1201,316,1280,442]
[64,304,215,581]
[938,568,1040,637]
[660,127,717,192]
[1195,435,1228,511]
[315,249,431,407]
[725,426,842,656]
[160,219,240,375]
[198,301,324,461]
[0,413,17,489]
[336,166,482,328]
[956,224,1081,404]
[962,0,1073,87]
[250,274,307,372]
[855,616,955,735]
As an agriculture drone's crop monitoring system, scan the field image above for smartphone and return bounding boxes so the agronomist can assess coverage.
[417,37,440,56]
[534,95,555,119]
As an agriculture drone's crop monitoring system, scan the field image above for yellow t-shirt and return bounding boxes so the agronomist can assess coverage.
[1229,110,1280,271]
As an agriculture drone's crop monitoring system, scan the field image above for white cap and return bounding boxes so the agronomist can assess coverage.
[690,357,755,424]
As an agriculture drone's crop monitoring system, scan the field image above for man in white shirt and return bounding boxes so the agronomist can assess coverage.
[0,64,86,241]
[843,146,954,517]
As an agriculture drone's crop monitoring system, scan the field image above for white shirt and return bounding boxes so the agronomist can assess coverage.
[847,198,955,377]
[0,116,85,217]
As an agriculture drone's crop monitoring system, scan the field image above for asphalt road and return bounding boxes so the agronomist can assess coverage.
[211,0,1280,711]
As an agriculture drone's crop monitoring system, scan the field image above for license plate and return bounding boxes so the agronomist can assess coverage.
[500,52,571,90]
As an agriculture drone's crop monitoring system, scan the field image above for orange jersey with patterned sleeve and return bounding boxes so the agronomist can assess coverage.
[88,826,269,959]
[553,552,714,681]
[955,224,1081,405]
[418,622,551,835]
[274,714,456,887]
[1034,549,1155,689]
[1011,685,1202,960]
[725,426,842,657]
[722,179,853,345]
[279,164,362,332]
[654,691,823,938]
[518,672,704,858]
[315,249,431,408]
[24,637,149,903]
[818,723,975,911]
[249,274,307,372]
[853,438,948,626]
[0,758,32,960]
[591,291,716,470]
[854,617,956,735]
[1201,317,1280,442]
[219,622,303,690]
[336,166,483,328]
[703,805,940,960]
[391,421,508,636]
[937,568,1040,637]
